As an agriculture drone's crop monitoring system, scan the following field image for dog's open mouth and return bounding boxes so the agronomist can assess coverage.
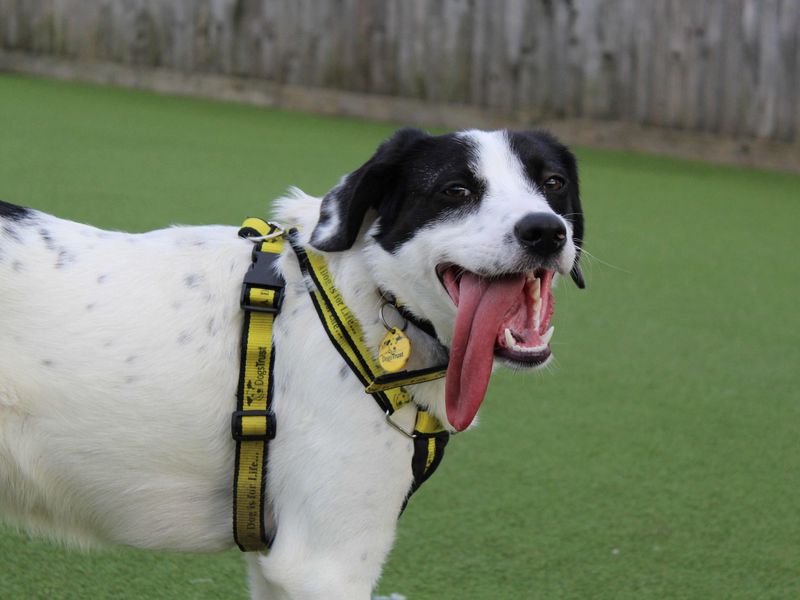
[436,264,556,431]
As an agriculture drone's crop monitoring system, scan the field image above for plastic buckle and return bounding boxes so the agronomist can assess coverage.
[231,410,277,442]
[240,248,285,313]
[240,284,284,313]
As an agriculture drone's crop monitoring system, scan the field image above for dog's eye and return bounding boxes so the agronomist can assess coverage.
[442,185,472,198]
[543,176,566,192]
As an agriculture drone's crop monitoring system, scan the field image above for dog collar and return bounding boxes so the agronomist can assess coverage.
[231,218,450,553]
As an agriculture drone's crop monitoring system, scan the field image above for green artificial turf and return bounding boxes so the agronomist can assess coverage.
[1,74,799,599]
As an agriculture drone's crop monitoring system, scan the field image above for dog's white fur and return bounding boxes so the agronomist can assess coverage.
[0,131,577,599]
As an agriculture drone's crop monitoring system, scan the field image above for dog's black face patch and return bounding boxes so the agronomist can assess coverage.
[0,200,32,222]
[371,133,486,252]
[508,131,583,253]
[311,128,484,252]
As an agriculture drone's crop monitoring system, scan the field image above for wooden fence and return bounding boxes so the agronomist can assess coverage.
[1,0,798,143]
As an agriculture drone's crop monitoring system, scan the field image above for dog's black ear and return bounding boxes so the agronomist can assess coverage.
[310,128,429,252]
[561,145,585,290]
[570,193,585,289]
[571,264,585,288]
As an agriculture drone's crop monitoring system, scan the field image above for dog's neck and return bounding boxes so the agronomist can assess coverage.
[273,190,450,429]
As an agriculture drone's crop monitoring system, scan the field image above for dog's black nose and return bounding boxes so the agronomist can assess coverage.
[514,212,567,256]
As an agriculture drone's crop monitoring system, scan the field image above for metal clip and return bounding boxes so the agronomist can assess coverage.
[384,410,416,439]
[248,221,285,242]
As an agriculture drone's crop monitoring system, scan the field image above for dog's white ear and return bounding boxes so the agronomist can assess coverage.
[310,128,429,252]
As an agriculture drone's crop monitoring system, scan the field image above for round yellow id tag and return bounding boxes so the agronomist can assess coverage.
[378,327,411,373]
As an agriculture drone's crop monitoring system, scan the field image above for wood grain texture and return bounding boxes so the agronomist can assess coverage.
[0,0,797,142]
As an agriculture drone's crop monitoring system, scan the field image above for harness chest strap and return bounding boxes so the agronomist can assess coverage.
[286,230,449,498]
[231,219,449,553]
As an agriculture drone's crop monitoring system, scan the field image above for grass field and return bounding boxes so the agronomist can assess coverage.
[1,74,799,600]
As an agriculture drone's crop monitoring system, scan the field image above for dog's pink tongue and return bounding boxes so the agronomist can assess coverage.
[445,272,525,431]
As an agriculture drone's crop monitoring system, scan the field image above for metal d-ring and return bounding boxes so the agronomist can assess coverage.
[379,302,408,332]
[249,221,285,241]
[385,410,416,439]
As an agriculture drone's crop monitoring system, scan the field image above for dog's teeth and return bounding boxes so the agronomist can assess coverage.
[510,340,548,353]
[504,328,516,348]
[530,278,541,302]
[541,326,554,345]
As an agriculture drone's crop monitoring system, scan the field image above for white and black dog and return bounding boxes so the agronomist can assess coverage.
[0,128,583,599]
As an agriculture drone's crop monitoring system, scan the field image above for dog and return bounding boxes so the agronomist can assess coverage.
[0,128,583,599]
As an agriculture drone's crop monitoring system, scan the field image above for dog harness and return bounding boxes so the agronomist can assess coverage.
[232,218,450,552]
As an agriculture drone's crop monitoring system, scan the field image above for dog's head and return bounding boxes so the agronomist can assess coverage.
[310,128,584,431]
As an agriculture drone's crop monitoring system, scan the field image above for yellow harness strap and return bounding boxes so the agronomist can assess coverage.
[232,217,284,552]
[287,230,450,505]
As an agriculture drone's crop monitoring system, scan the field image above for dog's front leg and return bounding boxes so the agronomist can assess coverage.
[245,546,378,600]
[241,423,411,600]
[246,554,275,598]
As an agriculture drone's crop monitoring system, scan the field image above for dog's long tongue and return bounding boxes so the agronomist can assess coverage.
[445,272,525,431]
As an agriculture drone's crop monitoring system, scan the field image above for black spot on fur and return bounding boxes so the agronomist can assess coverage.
[86,303,95,311]
[3,224,22,243]
[0,200,32,221]
[184,274,202,289]
[41,359,54,367]
[207,317,216,335]
[39,228,55,250]
[55,248,75,269]
[97,274,109,284]
[339,365,349,379]
[12,261,23,272]
[125,355,137,363]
